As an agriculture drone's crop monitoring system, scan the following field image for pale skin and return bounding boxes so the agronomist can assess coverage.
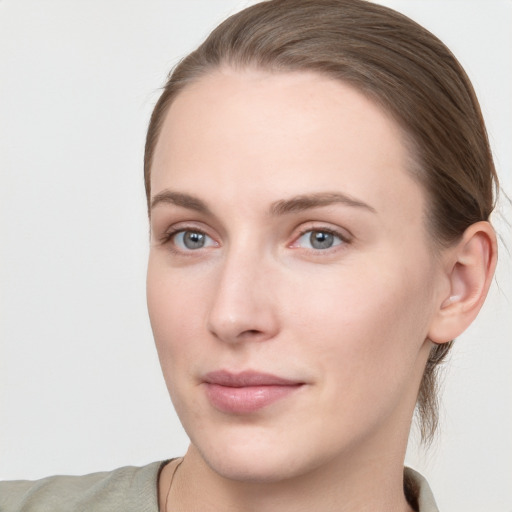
[147,69,497,512]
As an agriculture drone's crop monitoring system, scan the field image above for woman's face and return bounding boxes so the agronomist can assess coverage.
[147,69,445,481]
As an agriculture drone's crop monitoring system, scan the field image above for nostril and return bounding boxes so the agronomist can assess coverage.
[238,329,265,339]
[234,328,272,343]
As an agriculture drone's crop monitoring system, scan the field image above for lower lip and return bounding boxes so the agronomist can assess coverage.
[204,383,303,414]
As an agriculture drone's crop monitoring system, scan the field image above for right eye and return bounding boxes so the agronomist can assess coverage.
[171,229,217,251]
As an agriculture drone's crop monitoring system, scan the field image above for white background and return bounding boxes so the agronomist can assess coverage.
[1,1,511,511]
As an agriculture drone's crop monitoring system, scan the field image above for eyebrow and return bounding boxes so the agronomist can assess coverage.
[150,190,376,216]
[150,190,212,215]
[269,192,376,215]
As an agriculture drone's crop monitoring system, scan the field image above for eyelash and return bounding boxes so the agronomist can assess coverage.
[160,227,202,244]
[291,226,351,252]
[159,225,351,255]
[159,226,215,254]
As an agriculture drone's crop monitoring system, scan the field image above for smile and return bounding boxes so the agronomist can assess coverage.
[202,370,304,414]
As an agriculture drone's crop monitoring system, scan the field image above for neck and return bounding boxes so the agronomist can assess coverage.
[161,439,415,512]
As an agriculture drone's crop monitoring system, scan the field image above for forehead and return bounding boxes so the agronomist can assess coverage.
[150,68,424,220]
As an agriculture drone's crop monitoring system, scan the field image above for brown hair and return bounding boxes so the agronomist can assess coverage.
[144,0,498,443]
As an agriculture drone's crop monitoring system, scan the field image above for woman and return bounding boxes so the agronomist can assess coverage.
[0,1,504,511]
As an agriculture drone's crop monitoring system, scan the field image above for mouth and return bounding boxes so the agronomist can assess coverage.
[202,370,305,414]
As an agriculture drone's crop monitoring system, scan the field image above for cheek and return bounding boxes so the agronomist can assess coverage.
[146,256,206,367]
[288,257,435,378]
[286,261,436,440]
[147,257,214,427]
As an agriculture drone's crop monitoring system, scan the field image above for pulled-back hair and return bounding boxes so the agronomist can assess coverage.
[144,0,498,444]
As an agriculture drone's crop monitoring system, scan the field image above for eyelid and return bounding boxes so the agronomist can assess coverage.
[175,230,217,251]
[292,221,352,240]
[159,222,220,252]
[156,221,352,255]
[289,223,352,251]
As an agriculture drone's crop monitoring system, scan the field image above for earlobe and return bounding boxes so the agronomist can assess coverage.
[428,221,497,344]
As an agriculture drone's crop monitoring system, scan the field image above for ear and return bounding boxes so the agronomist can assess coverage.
[428,221,497,344]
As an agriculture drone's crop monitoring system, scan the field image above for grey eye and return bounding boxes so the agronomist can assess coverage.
[184,232,205,249]
[295,229,343,250]
[310,231,335,249]
[174,230,214,250]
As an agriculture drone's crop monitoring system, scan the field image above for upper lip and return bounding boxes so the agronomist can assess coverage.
[203,370,302,387]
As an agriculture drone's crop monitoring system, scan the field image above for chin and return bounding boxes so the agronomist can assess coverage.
[188,425,331,484]
[201,448,303,483]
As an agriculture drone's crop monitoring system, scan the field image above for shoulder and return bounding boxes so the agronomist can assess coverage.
[404,467,440,512]
[0,461,166,512]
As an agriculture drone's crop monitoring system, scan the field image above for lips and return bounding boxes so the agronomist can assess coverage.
[203,370,304,414]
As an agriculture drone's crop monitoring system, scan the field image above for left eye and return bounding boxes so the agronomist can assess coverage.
[295,230,344,250]
[173,230,216,250]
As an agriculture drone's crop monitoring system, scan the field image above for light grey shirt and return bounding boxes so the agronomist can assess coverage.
[0,462,439,511]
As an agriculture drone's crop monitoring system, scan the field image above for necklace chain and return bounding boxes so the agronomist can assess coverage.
[164,457,184,512]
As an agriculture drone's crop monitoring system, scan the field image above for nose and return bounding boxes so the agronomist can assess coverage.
[206,248,280,345]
